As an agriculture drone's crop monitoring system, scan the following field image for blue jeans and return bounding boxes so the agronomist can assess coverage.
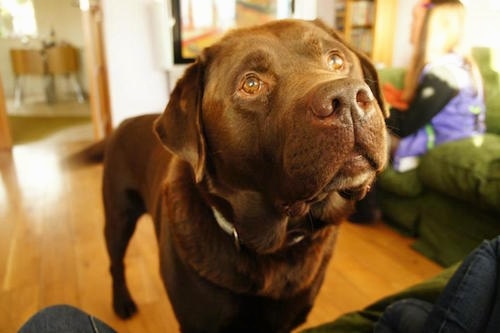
[375,235,500,333]
[18,304,116,333]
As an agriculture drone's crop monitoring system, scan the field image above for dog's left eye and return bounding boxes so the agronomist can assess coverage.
[327,53,345,71]
[240,74,263,95]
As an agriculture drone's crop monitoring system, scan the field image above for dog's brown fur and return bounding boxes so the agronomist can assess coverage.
[102,19,387,332]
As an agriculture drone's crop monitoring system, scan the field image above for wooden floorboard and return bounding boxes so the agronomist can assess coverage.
[0,137,443,333]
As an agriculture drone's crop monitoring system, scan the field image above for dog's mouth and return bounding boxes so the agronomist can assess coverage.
[276,152,377,247]
[324,153,376,201]
[281,153,379,235]
[282,152,378,209]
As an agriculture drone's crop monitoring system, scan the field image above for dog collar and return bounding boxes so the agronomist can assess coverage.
[212,207,240,251]
[211,207,308,252]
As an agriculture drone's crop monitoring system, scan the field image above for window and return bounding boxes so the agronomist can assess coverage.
[0,0,37,38]
[171,0,294,63]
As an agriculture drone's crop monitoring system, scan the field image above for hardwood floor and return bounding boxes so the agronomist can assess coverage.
[0,136,443,333]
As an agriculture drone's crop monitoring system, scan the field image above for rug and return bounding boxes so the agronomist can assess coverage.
[8,115,92,145]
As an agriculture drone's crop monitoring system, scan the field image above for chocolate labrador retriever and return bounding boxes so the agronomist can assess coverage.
[102,19,387,332]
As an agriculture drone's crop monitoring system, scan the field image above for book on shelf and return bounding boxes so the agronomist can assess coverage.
[350,0,375,27]
[350,27,373,55]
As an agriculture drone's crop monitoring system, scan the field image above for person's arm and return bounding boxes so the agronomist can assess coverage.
[386,66,460,137]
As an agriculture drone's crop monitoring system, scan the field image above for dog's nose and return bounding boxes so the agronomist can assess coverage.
[309,79,376,119]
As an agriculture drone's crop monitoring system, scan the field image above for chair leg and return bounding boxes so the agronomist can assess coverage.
[13,76,23,108]
[70,74,86,103]
[44,74,56,104]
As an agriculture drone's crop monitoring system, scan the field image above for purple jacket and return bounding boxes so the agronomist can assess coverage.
[393,54,486,172]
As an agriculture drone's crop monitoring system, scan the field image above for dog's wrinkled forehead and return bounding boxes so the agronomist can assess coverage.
[204,20,363,80]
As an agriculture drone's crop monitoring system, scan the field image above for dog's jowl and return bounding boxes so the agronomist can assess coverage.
[102,18,387,333]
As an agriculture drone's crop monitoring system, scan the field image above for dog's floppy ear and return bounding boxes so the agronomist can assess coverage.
[312,19,389,118]
[154,56,206,183]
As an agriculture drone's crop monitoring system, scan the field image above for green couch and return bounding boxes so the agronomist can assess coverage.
[375,47,500,266]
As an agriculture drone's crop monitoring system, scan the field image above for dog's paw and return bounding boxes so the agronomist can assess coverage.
[113,297,138,319]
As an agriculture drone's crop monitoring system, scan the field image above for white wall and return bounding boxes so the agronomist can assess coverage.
[101,0,170,126]
[293,0,318,20]
[33,0,84,44]
[315,0,335,26]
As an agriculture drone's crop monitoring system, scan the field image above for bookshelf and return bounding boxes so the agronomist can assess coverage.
[334,0,398,67]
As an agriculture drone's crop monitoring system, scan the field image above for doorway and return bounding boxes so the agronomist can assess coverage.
[0,0,110,148]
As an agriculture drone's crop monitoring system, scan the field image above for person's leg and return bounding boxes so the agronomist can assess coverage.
[423,235,500,333]
[485,242,500,333]
[374,298,433,333]
[18,304,116,333]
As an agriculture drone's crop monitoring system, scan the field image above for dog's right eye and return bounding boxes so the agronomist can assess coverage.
[327,52,345,71]
[240,74,263,95]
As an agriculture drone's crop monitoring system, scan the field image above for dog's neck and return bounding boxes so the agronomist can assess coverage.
[211,207,241,251]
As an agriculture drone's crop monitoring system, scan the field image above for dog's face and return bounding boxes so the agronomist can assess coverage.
[155,19,388,254]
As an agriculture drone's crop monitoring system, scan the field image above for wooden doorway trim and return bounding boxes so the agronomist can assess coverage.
[0,75,13,150]
[80,0,113,139]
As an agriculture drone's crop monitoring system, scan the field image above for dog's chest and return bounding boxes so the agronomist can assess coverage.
[168,214,338,299]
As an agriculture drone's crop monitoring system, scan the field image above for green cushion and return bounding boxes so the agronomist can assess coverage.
[377,189,421,236]
[418,134,500,213]
[414,192,500,266]
[376,168,424,236]
[302,263,459,333]
[472,47,500,135]
[378,168,424,198]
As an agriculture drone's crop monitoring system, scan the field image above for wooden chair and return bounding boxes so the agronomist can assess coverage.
[10,49,45,106]
[46,45,85,103]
